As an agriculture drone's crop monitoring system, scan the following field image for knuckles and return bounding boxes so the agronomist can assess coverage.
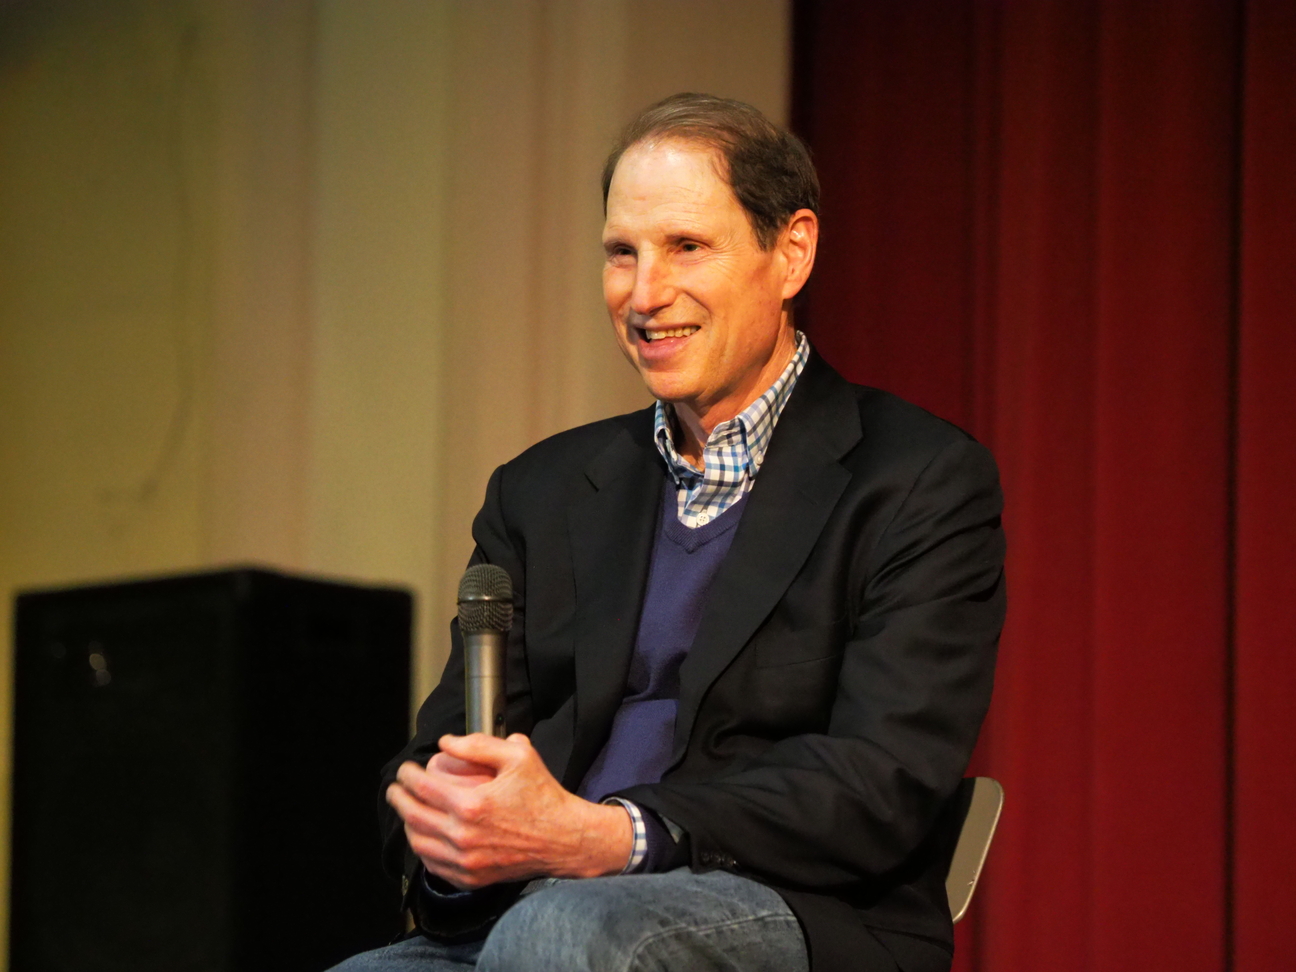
[454,790,488,825]
[438,818,469,851]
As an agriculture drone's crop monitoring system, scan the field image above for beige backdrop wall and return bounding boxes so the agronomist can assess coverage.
[0,0,788,957]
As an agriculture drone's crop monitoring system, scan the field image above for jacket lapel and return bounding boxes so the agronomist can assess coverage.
[563,412,664,789]
[671,355,863,763]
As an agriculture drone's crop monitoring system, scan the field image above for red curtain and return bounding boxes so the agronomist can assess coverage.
[792,2,1295,970]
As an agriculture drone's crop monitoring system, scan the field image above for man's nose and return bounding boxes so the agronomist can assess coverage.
[628,254,675,318]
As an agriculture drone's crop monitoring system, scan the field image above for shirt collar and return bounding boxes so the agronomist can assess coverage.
[653,330,810,485]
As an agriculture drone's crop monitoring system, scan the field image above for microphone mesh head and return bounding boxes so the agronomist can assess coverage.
[457,563,514,633]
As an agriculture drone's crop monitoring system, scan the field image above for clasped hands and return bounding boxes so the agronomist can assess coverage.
[386,732,634,890]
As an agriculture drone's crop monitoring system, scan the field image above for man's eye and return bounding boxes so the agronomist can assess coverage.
[681,242,701,252]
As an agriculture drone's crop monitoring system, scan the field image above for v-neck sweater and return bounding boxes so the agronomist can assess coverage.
[577,481,748,803]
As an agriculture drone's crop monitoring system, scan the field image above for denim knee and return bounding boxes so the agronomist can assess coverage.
[475,873,806,972]
[476,880,634,972]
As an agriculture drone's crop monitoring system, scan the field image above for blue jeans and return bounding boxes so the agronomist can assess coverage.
[327,869,809,972]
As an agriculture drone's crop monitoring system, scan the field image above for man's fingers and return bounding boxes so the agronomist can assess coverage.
[386,777,476,840]
[392,791,509,891]
[429,751,496,785]
[438,732,529,770]
[390,766,489,829]
[404,822,481,889]
[387,782,451,834]
[394,761,468,813]
[433,753,487,774]
[392,734,574,888]
[409,825,527,891]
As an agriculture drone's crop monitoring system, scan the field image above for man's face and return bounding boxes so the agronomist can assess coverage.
[602,139,809,429]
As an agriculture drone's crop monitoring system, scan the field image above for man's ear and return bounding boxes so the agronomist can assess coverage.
[778,209,819,301]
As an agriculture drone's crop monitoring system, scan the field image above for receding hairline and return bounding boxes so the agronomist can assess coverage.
[605,135,737,198]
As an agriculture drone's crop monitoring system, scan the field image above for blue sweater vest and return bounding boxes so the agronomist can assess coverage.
[578,482,747,802]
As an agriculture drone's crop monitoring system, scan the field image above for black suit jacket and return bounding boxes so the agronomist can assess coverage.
[379,352,1005,971]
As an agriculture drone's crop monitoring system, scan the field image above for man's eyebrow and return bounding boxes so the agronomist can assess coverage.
[602,218,712,244]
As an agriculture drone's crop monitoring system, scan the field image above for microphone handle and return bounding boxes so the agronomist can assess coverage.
[463,629,507,737]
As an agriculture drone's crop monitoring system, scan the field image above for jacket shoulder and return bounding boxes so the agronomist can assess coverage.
[852,384,978,453]
[502,406,655,476]
[483,406,658,524]
[795,350,981,468]
[830,377,997,493]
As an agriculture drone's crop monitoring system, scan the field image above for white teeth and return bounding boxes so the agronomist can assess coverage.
[643,326,699,341]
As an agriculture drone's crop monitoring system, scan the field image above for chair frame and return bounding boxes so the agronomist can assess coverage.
[946,776,1004,924]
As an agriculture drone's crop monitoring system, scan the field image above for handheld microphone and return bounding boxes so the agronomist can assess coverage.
[457,563,513,737]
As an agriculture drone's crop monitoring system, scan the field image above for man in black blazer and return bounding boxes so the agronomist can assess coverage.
[332,94,1004,972]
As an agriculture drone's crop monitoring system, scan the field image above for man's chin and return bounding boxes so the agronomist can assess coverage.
[637,373,698,406]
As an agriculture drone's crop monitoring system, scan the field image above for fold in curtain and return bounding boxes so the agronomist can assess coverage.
[791,2,1295,970]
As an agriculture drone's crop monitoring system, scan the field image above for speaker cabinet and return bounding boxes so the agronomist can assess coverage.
[10,568,412,972]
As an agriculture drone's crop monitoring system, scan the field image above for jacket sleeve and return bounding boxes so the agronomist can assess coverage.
[620,437,1005,890]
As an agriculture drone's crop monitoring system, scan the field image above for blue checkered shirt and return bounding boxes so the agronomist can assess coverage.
[654,331,810,529]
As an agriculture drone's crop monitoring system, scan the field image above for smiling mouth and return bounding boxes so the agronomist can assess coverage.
[638,326,700,342]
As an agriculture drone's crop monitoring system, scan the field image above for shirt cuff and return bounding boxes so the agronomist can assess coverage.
[601,797,649,873]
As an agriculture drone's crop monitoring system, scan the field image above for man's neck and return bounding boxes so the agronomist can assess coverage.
[671,328,799,469]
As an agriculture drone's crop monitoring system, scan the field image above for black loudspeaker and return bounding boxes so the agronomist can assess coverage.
[10,568,412,972]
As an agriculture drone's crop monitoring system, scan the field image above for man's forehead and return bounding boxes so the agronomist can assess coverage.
[614,138,730,188]
[624,135,726,170]
[604,139,742,226]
